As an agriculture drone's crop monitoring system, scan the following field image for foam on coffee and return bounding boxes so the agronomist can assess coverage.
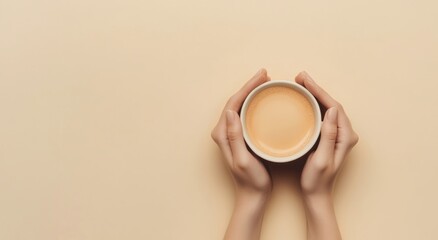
[244,86,316,157]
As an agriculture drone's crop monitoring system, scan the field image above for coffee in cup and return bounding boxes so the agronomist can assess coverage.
[240,81,321,162]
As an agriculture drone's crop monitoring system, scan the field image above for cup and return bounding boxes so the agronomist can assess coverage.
[240,80,322,163]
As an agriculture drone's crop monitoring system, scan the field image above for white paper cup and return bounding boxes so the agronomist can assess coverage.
[240,80,322,163]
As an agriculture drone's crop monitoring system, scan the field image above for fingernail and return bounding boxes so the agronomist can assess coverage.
[327,107,338,121]
[226,110,234,123]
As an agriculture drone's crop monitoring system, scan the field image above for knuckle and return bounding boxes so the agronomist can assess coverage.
[350,132,359,146]
[227,132,240,144]
[227,126,242,142]
[311,154,330,171]
[345,131,359,147]
[235,159,250,170]
[211,128,227,145]
[227,94,238,107]
[314,159,330,171]
[210,129,216,140]
[326,131,338,141]
[322,124,337,141]
[211,128,219,141]
[216,138,228,146]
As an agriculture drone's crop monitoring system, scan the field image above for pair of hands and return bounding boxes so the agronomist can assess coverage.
[211,69,358,240]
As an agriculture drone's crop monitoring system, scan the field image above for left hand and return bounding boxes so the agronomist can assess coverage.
[295,71,359,198]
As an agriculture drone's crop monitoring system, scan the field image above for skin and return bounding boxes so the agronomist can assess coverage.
[296,71,359,240]
[211,69,272,240]
[211,69,359,240]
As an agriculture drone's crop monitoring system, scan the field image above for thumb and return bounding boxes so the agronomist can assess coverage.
[226,110,248,161]
[315,107,338,159]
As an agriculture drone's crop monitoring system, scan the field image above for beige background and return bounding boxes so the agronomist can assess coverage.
[1,0,438,239]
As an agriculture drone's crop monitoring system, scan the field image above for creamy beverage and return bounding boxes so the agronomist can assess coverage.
[244,85,316,158]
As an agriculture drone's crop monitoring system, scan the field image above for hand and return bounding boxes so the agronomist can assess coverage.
[296,71,359,197]
[295,71,359,240]
[211,68,272,199]
[211,69,272,240]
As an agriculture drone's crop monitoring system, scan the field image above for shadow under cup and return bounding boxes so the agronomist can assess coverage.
[240,81,322,163]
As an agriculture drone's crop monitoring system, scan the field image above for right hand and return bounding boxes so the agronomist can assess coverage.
[211,69,272,200]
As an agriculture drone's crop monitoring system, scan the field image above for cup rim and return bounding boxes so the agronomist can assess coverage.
[240,80,322,163]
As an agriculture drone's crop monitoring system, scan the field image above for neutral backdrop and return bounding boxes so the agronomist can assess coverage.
[1,0,438,239]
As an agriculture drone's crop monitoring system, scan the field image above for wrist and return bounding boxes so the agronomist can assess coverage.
[303,193,334,214]
[235,191,269,213]
[224,191,269,240]
[302,193,341,240]
[303,192,332,203]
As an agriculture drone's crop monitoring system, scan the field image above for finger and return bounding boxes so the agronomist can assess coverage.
[334,131,359,168]
[226,110,249,167]
[215,69,269,141]
[211,126,233,166]
[296,71,357,169]
[295,71,339,109]
[226,68,269,111]
[295,71,354,128]
[313,107,338,166]
[212,69,269,167]
[218,141,234,167]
